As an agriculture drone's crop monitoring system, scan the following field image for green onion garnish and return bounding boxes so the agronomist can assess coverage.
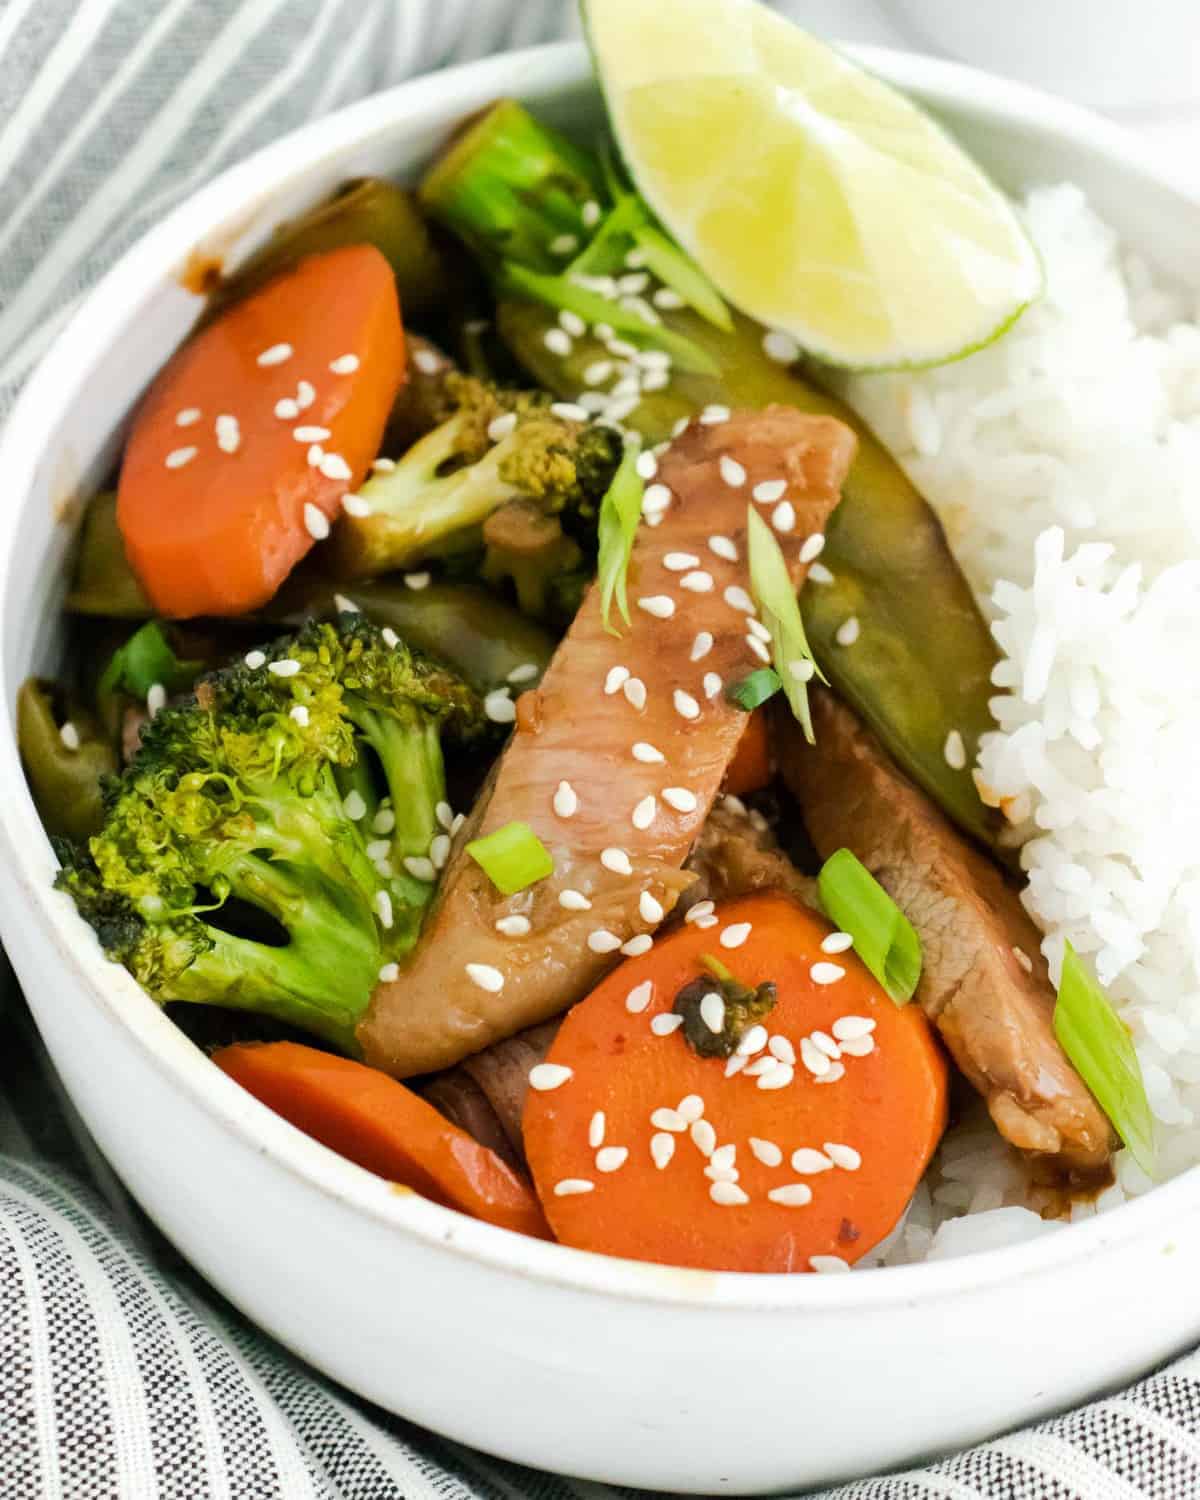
[498,261,720,376]
[727,667,782,711]
[817,848,921,1005]
[631,223,732,332]
[1054,941,1155,1174]
[597,439,644,633]
[745,506,823,742]
[98,621,201,702]
[466,821,554,896]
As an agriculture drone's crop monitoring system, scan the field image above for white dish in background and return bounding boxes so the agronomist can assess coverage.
[1,42,1199,1495]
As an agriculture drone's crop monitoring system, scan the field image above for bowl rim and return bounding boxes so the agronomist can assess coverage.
[1,36,1197,1313]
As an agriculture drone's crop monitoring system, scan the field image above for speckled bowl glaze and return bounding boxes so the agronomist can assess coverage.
[2,43,1199,1494]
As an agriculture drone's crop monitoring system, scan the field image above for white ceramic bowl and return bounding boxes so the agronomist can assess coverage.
[2,42,1200,1496]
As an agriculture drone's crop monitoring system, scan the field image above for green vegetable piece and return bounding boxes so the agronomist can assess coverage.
[480,500,585,622]
[466,820,554,895]
[98,621,202,704]
[746,506,821,741]
[817,848,921,1005]
[205,178,449,324]
[17,678,118,841]
[631,223,732,332]
[596,438,643,632]
[66,492,152,619]
[422,101,1003,848]
[727,668,782,711]
[673,954,777,1059]
[1054,941,1154,1175]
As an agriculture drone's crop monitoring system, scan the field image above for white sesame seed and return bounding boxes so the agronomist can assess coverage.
[637,595,675,619]
[642,482,673,514]
[758,1063,794,1091]
[604,665,630,696]
[725,1054,749,1078]
[651,1107,686,1132]
[607,337,637,358]
[403,856,437,882]
[342,791,367,821]
[551,401,590,422]
[836,616,860,647]
[330,353,359,374]
[699,991,726,1034]
[632,741,665,765]
[768,1036,796,1066]
[623,677,647,710]
[746,617,772,642]
[724,585,755,614]
[288,702,309,727]
[639,891,664,924]
[831,1015,875,1042]
[611,377,642,403]
[662,787,698,813]
[799,533,826,564]
[791,1148,834,1174]
[700,405,731,425]
[689,633,715,665]
[737,1023,768,1056]
[650,1012,683,1036]
[600,847,633,876]
[465,960,504,996]
[554,1178,594,1197]
[815,1060,848,1083]
[342,492,371,517]
[662,553,698,573]
[319,452,352,482]
[375,891,394,929]
[257,342,293,366]
[306,444,324,468]
[944,729,967,770]
[800,1037,831,1076]
[629,452,656,486]
[583,360,614,387]
[720,922,752,950]
[582,199,602,227]
[824,1142,862,1171]
[705,1144,734,1172]
[673,689,700,721]
[553,780,578,818]
[632,794,657,830]
[808,561,835,585]
[749,1137,783,1167]
[495,914,530,937]
[544,328,573,356]
[588,1111,606,1148]
[484,689,516,724]
[810,1255,851,1273]
[371,457,396,473]
[274,398,300,419]
[1013,945,1034,974]
[587,929,622,954]
[650,1133,675,1169]
[412,348,441,375]
[302,502,330,541]
[685,900,715,925]
[680,570,714,594]
[486,411,518,444]
[744,1056,778,1078]
[703,672,722,700]
[746,635,772,664]
[710,1181,749,1206]
[838,1033,876,1058]
[559,888,592,912]
[244,649,267,670]
[619,272,651,296]
[175,407,201,427]
[405,572,431,591]
[810,1033,840,1063]
[432,802,453,832]
[691,1119,717,1156]
[214,413,240,453]
[789,659,816,683]
[267,658,301,677]
[709,535,739,562]
[772,501,796,533]
[621,934,653,957]
[296,381,316,409]
[595,1146,628,1173]
[763,329,800,364]
[811,962,845,986]
[558,306,588,336]
[705,1163,739,1184]
[451,813,465,835]
[378,962,400,982]
[822,932,855,955]
[626,979,653,1013]
[718,454,746,488]
[550,233,579,256]
[366,838,391,861]
[654,287,685,309]
[769,1184,814,1207]
[165,446,197,469]
[506,662,540,686]
[750,481,784,506]
[380,627,399,650]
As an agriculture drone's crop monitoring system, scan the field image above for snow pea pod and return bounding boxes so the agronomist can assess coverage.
[17,679,117,841]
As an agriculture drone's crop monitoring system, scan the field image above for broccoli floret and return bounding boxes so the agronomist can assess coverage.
[54,617,487,1052]
[329,375,621,581]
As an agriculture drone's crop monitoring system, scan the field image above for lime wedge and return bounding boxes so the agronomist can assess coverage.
[583,0,1042,369]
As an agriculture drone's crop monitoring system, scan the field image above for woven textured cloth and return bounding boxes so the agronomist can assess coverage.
[2,2,1198,1494]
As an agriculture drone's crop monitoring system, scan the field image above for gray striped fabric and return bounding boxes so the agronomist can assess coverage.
[1,3,1197,1495]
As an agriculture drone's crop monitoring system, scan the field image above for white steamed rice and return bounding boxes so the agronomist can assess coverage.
[842,183,1200,1264]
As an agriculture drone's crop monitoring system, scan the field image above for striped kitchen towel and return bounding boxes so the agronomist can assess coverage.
[2,2,1199,1496]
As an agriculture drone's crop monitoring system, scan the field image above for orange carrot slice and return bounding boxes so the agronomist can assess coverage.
[118,245,404,618]
[723,709,771,796]
[213,1041,550,1239]
[524,892,946,1271]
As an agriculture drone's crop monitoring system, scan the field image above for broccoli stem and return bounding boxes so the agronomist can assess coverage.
[419,99,603,273]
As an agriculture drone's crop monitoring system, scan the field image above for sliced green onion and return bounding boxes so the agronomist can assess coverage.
[98,621,201,702]
[597,439,644,633]
[745,506,823,742]
[567,191,645,277]
[817,848,921,1005]
[631,223,732,331]
[466,820,554,896]
[1054,941,1155,1174]
[498,261,720,376]
[726,667,781,712]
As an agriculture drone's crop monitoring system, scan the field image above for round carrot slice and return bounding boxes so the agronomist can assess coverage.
[118,244,404,619]
[722,707,771,796]
[213,1041,550,1239]
[524,892,947,1272]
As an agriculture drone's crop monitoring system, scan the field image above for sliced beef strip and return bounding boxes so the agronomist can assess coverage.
[360,407,856,1078]
[777,688,1114,1174]
[681,793,817,915]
